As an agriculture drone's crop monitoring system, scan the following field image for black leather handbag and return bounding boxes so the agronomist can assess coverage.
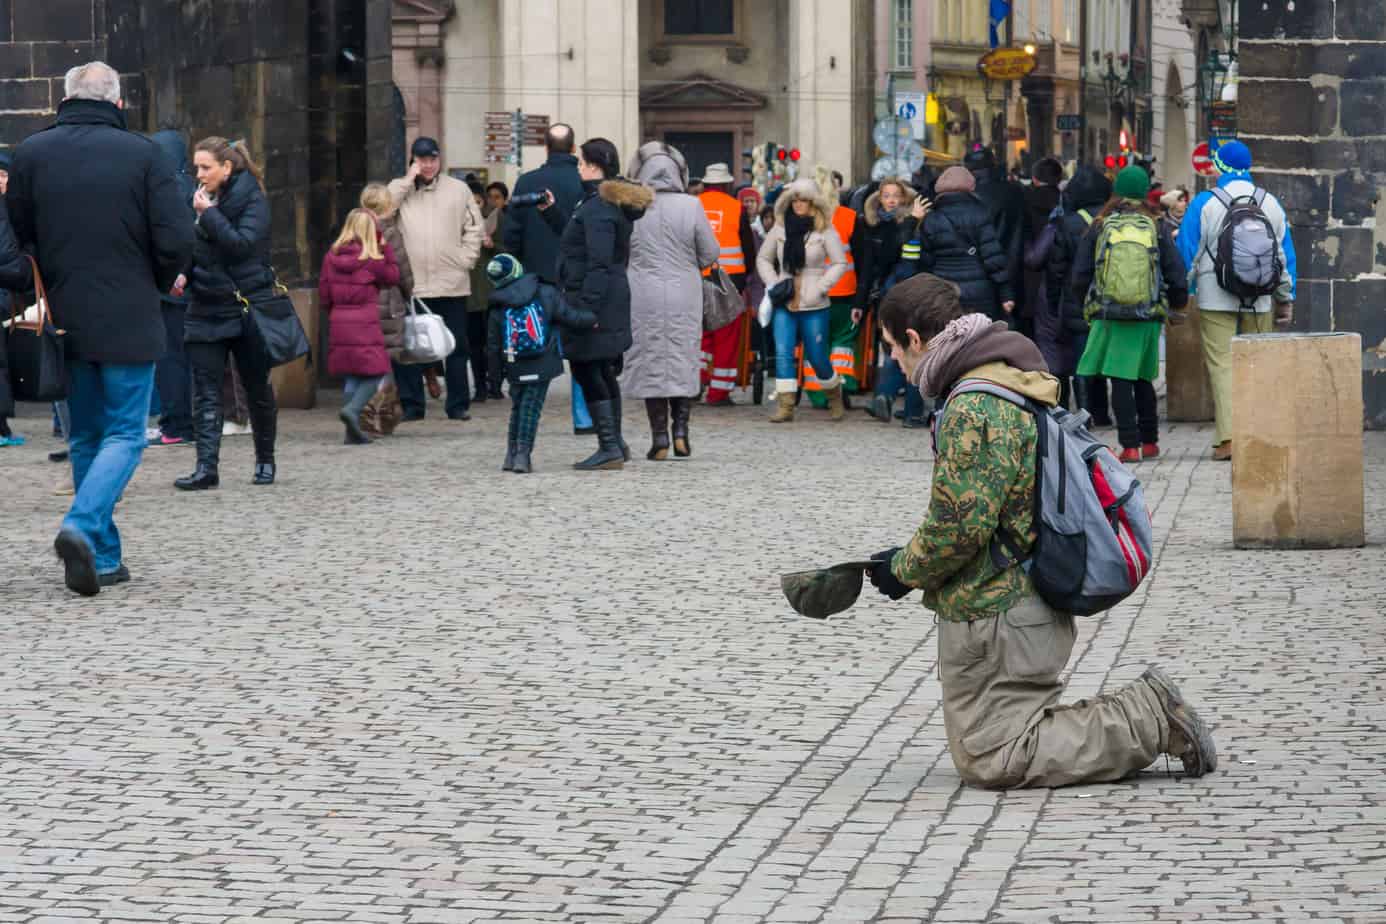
[6,256,67,402]
[239,278,310,369]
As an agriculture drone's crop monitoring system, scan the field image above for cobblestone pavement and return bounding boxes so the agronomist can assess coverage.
[3,383,1385,924]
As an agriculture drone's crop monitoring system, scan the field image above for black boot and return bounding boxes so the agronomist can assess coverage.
[671,397,692,458]
[248,376,277,485]
[573,400,624,470]
[176,364,222,491]
[645,398,670,461]
[612,393,631,462]
[503,441,517,472]
[512,443,533,474]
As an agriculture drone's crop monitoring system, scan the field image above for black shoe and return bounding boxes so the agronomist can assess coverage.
[340,409,372,445]
[503,441,517,472]
[902,415,928,429]
[174,465,220,491]
[448,411,472,421]
[487,388,504,400]
[54,528,100,597]
[645,399,670,461]
[98,565,131,588]
[574,425,595,436]
[253,463,276,486]
[573,400,625,471]
[401,412,425,423]
[473,390,488,403]
[48,450,69,463]
[512,443,533,474]
[671,397,692,458]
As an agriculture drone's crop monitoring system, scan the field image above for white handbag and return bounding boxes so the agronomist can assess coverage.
[756,291,774,328]
[400,296,456,364]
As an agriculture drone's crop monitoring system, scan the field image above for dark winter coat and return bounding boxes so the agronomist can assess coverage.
[320,240,401,377]
[972,167,1026,306]
[6,98,193,364]
[486,273,597,386]
[1046,167,1113,337]
[186,168,275,342]
[150,129,198,307]
[552,178,652,363]
[0,198,34,418]
[850,182,916,312]
[1026,220,1070,374]
[1020,182,1060,320]
[377,216,413,358]
[908,192,1014,315]
[504,153,586,283]
[1069,203,1189,319]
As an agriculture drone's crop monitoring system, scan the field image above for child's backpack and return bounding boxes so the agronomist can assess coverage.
[1085,211,1164,322]
[1209,187,1282,307]
[502,299,549,363]
[934,380,1155,616]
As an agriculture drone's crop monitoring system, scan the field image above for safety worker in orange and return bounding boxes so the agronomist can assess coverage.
[697,163,757,406]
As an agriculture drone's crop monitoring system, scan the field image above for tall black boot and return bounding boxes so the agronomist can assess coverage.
[573,400,624,471]
[670,397,692,458]
[612,392,631,462]
[247,377,278,485]
[175,365,222,491]
[645,398,670,461]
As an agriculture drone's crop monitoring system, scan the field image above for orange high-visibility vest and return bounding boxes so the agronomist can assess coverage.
[828,205,857,297]
[699,190,746,276]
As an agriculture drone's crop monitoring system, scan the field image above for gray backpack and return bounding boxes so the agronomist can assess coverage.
[1209,187,1282,307]
[934,381,1155,616]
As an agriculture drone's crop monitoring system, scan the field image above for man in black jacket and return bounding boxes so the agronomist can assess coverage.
[502,122,595,433]
[964,147,1026,324]
[148,127,198,446]
[7,61,194,596]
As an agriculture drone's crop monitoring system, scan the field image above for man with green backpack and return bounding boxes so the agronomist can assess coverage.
[1069,166,1189,464]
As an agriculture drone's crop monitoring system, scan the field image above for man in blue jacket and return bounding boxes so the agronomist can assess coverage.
[1177,140,1297,461]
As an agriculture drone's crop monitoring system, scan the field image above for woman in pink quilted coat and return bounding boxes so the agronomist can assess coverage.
[320,208,401,444]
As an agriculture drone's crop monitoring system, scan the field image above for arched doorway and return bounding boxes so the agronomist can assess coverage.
[1164,63,1192,188]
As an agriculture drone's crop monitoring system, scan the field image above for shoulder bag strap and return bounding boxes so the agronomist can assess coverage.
[14,255,54,331]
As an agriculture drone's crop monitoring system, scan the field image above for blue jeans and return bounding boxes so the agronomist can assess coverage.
[772,307,833,382]
[874,356,926,420]
[63,361,156,574]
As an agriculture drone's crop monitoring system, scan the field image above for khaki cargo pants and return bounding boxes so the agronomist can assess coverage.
[938,595,1169,789]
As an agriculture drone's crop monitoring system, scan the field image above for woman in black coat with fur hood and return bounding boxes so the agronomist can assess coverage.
[544,137,652,472]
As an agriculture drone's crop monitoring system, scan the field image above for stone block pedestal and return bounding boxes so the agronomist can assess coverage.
[1231,332,1364,549]
[1166,300,1215,422]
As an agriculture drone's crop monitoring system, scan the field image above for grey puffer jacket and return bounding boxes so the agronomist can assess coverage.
[621,143,720,399]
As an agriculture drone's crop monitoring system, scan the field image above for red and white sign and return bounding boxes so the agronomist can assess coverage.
[1192,142,1216,176]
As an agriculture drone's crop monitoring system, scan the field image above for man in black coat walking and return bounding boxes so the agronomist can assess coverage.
[7,61,194,596]
[963,147,1026,325]
[502,122,595,433]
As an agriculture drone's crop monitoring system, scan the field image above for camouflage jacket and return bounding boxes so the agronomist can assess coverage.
[890,378,1042,621]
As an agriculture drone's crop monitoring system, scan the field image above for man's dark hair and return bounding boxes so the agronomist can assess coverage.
[878,273,966,348]
[486,181,509,199]
[547,123,575,155]
[1032,157,1063,187]
[580,137,620,179]
[466,177,485,197]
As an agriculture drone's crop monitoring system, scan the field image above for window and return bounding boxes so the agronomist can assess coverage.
[1064,0,1078,43]
[893,0,914,69]
[1037,0,1052,37]
[664,0,734,36]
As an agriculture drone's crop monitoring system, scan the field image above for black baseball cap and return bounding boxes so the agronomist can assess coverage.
[411,136,441,159]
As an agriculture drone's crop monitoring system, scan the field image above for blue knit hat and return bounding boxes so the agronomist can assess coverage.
[1211,140,1251,174]
[486,253,523,285]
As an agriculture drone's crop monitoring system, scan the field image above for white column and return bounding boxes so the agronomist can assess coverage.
[787,0,857,176]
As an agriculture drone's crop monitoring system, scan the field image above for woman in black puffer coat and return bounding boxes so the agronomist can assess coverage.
[545,137,651,471]
[1045,164,1113,427]
[903,165,1014,319]
[0,187,35,442]
[177,137,278,491]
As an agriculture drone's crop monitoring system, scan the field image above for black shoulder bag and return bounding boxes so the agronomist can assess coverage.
[6,255,67,402]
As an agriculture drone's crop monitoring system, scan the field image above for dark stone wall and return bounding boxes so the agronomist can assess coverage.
[1240,0,1386,428]
[0,0,393,287]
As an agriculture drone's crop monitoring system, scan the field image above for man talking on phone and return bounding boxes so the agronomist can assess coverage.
[388,137,485,421]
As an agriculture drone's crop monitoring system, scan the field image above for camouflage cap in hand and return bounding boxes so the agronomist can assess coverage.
[780,561,877,620]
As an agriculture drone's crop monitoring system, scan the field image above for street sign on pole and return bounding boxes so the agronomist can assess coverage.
[1192,141,1216,176]
[1056,114,1084,132]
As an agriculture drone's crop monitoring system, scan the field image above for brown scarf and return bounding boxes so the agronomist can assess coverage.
[910,316,1050,399]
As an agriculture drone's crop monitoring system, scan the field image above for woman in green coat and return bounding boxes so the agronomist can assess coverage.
[1069,166,1188,464]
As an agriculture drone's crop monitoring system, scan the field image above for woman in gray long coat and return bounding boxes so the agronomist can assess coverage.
[621,142,719,460]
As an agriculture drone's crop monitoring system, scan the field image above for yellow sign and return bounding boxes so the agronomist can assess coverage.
[978,47,1038,81]
[925,93,940,124]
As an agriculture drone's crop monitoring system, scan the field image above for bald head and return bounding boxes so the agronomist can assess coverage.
[547,123,575,155]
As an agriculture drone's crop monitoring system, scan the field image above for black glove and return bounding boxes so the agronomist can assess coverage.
[868,547,912,601]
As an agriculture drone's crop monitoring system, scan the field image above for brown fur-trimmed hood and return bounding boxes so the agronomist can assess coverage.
[599,178,654,219]
[863,178,919,227]
[773,177,833,231]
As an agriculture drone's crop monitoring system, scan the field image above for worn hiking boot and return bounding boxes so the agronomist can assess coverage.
[769,381,797,424]
[1143,666,1217,777]
[824,381,846,421]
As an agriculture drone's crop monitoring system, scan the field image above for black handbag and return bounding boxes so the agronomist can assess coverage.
[6,256,67,402]
[239,278,310,369]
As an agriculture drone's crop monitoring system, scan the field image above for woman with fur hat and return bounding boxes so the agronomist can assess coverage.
[1069,166,1189,463]
[754,178,849,423]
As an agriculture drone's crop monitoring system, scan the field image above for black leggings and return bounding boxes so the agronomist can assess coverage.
[570,357,623,403]
[1110,378,1158,449]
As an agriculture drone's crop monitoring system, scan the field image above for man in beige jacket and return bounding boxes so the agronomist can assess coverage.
[388,137,484,421]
